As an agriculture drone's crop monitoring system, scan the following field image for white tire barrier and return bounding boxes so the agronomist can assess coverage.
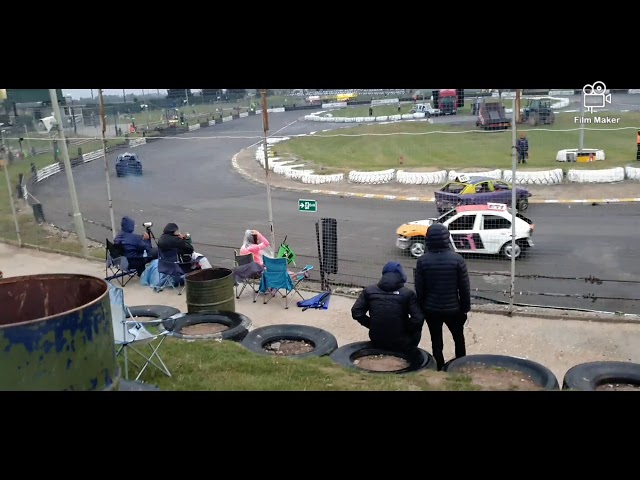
[502,169,564,185]
[267,136,290,145]
[300,173,344,184]
[348,169,395,184]
[566,167,625,183]
[396,170,448,185]
[448,169,502,182]
[625,165,640,180]
[188,124,201,132]
[222,116,233,123]
[556,148,605,162]
[413,112,426,119]
[285,169,315,180]
[239,112,249,118]
[209,120,216,126]
[303,112,426,123]
[273,163,304,175]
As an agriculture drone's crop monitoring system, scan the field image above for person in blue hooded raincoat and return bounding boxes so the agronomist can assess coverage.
[114,216,158,275]
[351,262,425,358]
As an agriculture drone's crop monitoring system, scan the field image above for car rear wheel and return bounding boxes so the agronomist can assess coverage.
[409,237,426,258]
[516,197,529,211]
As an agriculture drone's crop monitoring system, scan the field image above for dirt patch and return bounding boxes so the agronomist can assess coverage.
[354,354,410,372]
[457,365,543,391]
[264,339,315,355]
[596,383,640,391]
[179,323,229,335]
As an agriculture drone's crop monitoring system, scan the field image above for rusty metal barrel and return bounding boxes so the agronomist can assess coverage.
[0,273,120,391]
[185,268,235,314]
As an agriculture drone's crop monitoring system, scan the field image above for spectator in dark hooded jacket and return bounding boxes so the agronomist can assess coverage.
[414,222,471,371]
[351,262,425,358]
[114,216,157,275]
[157,222,194,257]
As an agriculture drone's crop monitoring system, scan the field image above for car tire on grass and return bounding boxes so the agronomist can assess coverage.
[163,311,251,341]
[330,341,437,374]
[444,354,559,390]
[241,324,338,359]
[562,361,640,391]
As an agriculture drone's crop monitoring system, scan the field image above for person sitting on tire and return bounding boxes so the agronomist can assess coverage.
[351,262,425,360]
[114,216,158,276]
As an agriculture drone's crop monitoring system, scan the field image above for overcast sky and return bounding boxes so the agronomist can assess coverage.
[62,89,173,99]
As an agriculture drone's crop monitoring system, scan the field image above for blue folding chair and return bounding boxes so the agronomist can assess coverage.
[258,255,313,309]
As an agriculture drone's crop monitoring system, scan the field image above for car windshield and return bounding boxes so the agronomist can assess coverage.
[436,209,458,223]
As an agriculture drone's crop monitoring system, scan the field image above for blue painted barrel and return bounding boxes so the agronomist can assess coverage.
[0,273,120,391]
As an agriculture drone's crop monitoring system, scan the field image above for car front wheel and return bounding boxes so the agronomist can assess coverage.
[409,237,426,258]
[517,197,529,211]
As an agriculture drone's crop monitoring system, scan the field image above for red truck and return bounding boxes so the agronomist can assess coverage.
[431,89,458,115]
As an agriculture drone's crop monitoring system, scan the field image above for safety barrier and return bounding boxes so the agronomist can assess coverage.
[300,173,344,184]
[556,148,605,162]
[188,124,201,132]
[566,167,626,183]
[208,119,216,126]
[304,111,426,123]
[502,169,564,185]
[447,169,502,182]
[239,112,249,118]
[396,170,448,185]
[129,137,147,148]
[348,169,396,184]
[36,163,62,183]
[82,150,103,163]
[625,165,640,180]
[222,116,233,123]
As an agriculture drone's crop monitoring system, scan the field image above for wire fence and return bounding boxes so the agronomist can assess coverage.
[2,89,640,316]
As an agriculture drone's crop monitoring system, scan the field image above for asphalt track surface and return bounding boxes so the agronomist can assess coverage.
[32,108,640,315]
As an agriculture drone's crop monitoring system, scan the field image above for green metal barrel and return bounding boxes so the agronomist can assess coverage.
[0,273,120,391]
[185,268,236,314]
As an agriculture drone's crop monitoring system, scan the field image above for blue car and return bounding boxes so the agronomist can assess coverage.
[115,153,143,177]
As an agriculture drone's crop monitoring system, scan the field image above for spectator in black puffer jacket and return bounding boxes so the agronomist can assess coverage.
[351,262,425,359]
[415,222,471,371]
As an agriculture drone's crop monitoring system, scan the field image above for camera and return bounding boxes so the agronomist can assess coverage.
[143,221,153,229]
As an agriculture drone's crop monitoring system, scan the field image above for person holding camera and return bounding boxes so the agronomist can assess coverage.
[114,216,158,275]
[158,223,212,270]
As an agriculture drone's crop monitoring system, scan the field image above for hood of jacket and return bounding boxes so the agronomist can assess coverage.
[378,262,407,292]
[163,223,179,235]
[427,223,451,252]
[120,216,135,233]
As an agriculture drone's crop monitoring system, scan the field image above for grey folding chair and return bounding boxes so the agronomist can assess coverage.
[109,282,172,382]
[233,250,262,299]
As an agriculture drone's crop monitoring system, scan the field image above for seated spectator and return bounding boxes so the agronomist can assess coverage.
[239,229,270,266]
[113,216,157,275]
[157,223,212,270]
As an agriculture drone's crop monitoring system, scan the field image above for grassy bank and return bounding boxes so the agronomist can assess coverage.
[275,112,640,172]
[124,338,481,391]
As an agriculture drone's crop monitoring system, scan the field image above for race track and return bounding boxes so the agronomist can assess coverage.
[31,109,640,315]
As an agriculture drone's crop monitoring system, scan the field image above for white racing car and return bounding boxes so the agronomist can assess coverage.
[395,203,535,259]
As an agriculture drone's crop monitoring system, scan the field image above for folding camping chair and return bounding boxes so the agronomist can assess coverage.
[233,250,262,299]
[155,249,195,295]
[257,255,313,309]
[108,282,171,382]
[105,238,137,287]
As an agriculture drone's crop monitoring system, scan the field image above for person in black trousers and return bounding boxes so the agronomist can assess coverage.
[414,223,471,370]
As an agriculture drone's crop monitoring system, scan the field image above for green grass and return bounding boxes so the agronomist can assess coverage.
[276,112,640,172]
[121,338,481,391]
[323,103,471,118]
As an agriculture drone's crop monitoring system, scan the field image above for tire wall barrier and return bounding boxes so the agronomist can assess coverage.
[566,167,626,183]
[502,168,565,185]
[304,112,426,123]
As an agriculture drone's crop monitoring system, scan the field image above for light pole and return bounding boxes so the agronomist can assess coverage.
[48,89,89,257]
[509,91,518,315]
[99,89,117,238]
[261,89,276,249]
